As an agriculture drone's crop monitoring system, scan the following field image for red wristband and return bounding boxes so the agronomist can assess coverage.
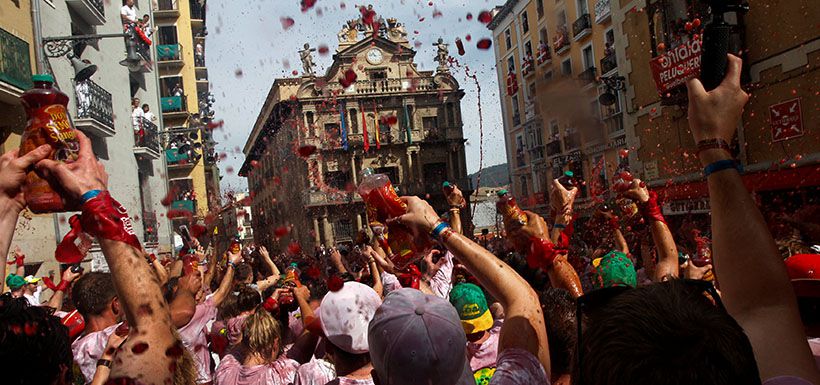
[263,296,279,314]
[55,280,71,292]
[80,191,142,252]
[527,236,569,271]
[42,277,59,291]
[638,191,667,225]
[7,255,25,267]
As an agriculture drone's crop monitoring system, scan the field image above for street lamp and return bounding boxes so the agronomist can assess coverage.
[598,75,626,106]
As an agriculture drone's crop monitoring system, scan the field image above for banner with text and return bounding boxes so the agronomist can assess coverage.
[649,39,702,94]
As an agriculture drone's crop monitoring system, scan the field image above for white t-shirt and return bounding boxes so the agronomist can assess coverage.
[121,5,137,23]
[144,111,156,122]
[23,286,44,306]
[132,107,144,129]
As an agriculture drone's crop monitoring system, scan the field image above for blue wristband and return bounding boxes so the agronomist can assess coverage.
[553,223,567,229]
[226,261,237,270]
[703,159,742,178]
[80,189,102,204]
[430,221,450,240]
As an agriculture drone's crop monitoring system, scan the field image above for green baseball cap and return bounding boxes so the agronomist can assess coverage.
[449,283,493,334]
[591,251,637,290]
[5,274,25,290]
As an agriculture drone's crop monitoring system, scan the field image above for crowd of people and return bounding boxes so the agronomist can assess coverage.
[1,56,818,385]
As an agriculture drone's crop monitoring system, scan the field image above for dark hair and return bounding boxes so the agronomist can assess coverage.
[0,294,73,384]
[540,288,579,377]
[72,272,116,318]
[573,280,762,385]
[236,285,262,313]
[236,263,253,283]
[163,276,180,303]
[142,103,149,108]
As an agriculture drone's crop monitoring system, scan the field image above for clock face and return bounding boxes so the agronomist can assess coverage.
[366,49,383,65]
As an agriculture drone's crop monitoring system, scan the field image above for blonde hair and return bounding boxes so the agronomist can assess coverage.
[243,308,282,362]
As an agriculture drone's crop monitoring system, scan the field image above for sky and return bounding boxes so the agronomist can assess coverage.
[207,0,508,193]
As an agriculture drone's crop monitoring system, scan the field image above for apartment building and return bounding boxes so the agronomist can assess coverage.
[153,0,220,239]
[240,11,472,252]
[490,0,626,216]
[0,0,174,276]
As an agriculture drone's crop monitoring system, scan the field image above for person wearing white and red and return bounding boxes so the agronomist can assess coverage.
[70,272,123,383]
[120,0,138,25]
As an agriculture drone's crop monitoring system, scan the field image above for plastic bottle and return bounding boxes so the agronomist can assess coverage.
[557,171,576,189]
[357,168,428,269]
[496,189,528,225]
[229,236,241,255]
[283,262,302,287]
[442,181,453,194]
[19,74,81,213]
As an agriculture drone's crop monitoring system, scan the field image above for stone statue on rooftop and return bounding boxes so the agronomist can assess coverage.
[434,37,449,68]
[299,43,317,76]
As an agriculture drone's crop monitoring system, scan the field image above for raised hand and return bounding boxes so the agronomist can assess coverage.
[443,183,466,208]
[621,178,650,203]
[549,178,578,218]
[386,196,440,241]
[34,131,107,200]
[0,144,52,212]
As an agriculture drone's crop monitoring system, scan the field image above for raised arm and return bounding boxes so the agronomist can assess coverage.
[621,180,679,281]
[443,183,466,235]
[46,267,81,310]
[147,252,169,286]
[211,250,241,306]
[0,145,51,282]
[390,196,551,375]
[259,246,280,277]
[686,54,820,382]
[36,131,177,385]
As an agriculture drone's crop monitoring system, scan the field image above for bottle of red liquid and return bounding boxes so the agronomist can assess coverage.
[229,236,241,255]
[19,74,81,213]
[557,171,576,189]
[277,263,302,313]
[496,189,527,225]
[357,168,427,269]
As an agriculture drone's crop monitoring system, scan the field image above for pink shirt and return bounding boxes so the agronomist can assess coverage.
[429,252,454,299]
[381,272,402,294]
[294,358,335,385]
[326,377,375,385]
[489,348,549,385]
[179,295,218,383]
[215,353,300,385]
[467,319,503,371]
[71,322,121,384]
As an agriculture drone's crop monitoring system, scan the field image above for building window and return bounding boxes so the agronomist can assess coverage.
[557,10,567,28]
[515,134,525,167]
[577,0,589,15]
[333,219,353,240]
[324,171,350,190]
[582,44,594,70]
[539,28,549,47]
[536,0,544,19]
[349,108,358,133]
[520,176,529,197]
[507,56,516,74]
[422,116,440,140]
[378,120,392,143]
[524,41,533,58]
[369,70,387,80]
[325,123,339,143]
[549,120,560,141]
[521,11,529,34]
[561,58,572,76]
[511,95,520,123]
[505,28,512,49]
[544,70,553,81]
[158,26,178,45]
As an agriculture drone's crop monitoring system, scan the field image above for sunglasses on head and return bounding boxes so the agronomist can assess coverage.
[574,279,724,384]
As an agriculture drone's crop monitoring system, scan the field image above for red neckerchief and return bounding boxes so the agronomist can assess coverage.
[397,264,421,289]
[638,191,667,225]
[527,229,570,271]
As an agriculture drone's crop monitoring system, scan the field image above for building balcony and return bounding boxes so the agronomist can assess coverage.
[594,0,612,24]
[190,0,205,27]
[170,199,196,214]
[521,56,535,77]
[74,80,115,137]
[600,52,617,75]
[529,145,545,161]
[196,77,209,92]
[546,139,562,157]
[142,211,159,245]
[66,0,105,26]
[536,43,552,65]
[161,94,188,119]
[572,13,592,41]
[157,44,183,68]
[579,66,597,85]
[332,77,436,94]
[302,190,362,207]
[125,24,152,70]
[154,0,180,19]
[553,28,570,55]
[0,28,32,100]
[512,113,521,127]
[165,148,196,168]
[133,117,161,159]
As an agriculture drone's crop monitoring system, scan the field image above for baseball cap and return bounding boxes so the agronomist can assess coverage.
[449,283,493,334]
[318,281,381,354]
[591,251,637,290]
[368,288,475,385]
[24,275,41,284]
[6,274,25,289]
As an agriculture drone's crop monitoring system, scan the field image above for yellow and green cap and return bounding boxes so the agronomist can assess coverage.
[591,251,637,290]
[449,283,493,334]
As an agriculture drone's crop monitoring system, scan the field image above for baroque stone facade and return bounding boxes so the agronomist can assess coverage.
[241,12,471,252]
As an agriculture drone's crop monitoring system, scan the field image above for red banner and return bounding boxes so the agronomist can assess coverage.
[770,98,804,142]
[649,39,701,94]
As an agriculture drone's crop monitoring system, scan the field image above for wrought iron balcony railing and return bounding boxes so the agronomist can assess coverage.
[134,117,161,153]
[600,52,617,74]
[66,0,105,26]
[75,80,114,128]
[572,13,592,40]
[0,28,33,90]
[579,66,597,85]
[190,0,205,20]
[157,0,178,11]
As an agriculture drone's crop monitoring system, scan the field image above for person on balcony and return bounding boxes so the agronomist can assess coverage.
[131,98,144,130]
[173,83,184,97]
[142,104,157,123]
[120,0,138,26]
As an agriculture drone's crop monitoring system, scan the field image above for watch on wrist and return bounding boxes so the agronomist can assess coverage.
[696,138,732,156]
[97,358,112,368]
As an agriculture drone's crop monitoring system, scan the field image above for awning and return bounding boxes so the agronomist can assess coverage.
[655,164,820,201]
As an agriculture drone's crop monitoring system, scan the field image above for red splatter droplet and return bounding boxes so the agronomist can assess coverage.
[339,69,357,88]
[250,160,259,168]
[657,42,666,51]
[692,18,701,28]
[292,70,299,76]
[234,68,244,78]
[456,38,465,56]
[466,13,473,20]
[684,21,693,31]
[23,322,38,336]
[226,166,235,174]
[619,149,629,158]
[287,242,302,255]
[206,120,224,130]
[418,17,425,22]
[476,39,492,50]
[300,0,317,12]
[298,145,317,157]
[318,45,329,55]
[478,10,492,24]
[274,226,289,237]
[432,9,442,18]
[131,342,149,354]
[465,34,472,42]
[327,275,344,292]
[280,17,295,30]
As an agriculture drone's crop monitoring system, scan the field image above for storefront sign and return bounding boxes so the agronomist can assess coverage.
[662,198,711,216]
[770,98,803,142]
[553,151,582,166]
[644,160,659,181]
[649,39,701,94]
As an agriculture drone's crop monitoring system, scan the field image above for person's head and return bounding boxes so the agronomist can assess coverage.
[369,288,474,385]
[142,103,150,112]
[236,285,261,313]
[242,308,282,363]
[131,97,140,107]
[125,0,134,7]
[573,280,761,385]
[142,14,149,22]
[23,275,41,294]
[5,274,25,296]
[539,288,579,380]
[235,263,253,285]
[72,272,120,323]
[0,294,73,385]
[318,281,381,363]
[449,283,493,341]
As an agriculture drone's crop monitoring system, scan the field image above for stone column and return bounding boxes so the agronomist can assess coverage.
[355,214,363,231]
[312,217,320,245]
[322,215,334,246]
